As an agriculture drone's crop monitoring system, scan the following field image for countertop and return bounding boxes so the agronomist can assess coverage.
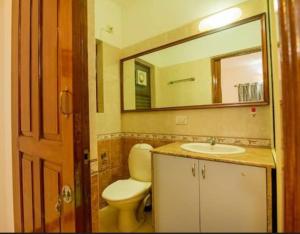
[151,142,275,168]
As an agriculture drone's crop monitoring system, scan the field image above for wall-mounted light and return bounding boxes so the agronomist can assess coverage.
[198,7,242,31]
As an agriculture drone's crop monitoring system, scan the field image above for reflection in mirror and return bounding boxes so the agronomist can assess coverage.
[121,15,268,112]
[212,48,264,104]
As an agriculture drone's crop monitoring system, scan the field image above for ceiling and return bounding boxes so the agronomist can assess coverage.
[97,0,253,48]
[111,0,138,7]
[112,0,249,11]
[139,20,261,67]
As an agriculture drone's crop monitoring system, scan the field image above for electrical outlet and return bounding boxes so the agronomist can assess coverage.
[176,116,188,125]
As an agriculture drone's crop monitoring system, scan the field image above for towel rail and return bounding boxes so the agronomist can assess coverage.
[168,77,195,85]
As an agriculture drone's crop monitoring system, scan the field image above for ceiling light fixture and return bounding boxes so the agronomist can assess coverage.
[198,7,242,31]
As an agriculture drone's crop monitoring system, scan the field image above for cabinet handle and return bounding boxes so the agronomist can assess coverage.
[192,163,196,177]
[201,165,206,179]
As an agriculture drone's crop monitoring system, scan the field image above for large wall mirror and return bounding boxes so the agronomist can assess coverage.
[121,14,269,112]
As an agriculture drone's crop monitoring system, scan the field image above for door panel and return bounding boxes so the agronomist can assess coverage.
[43,162,62,232]
[12,0,88,232]
[19,0,32,136]
[153,154,200,232]
[42,0,60,140]
[21,155,35,232]
[199,160,267,232]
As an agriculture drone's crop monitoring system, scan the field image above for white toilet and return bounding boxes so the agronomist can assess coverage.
[102,144,153,232]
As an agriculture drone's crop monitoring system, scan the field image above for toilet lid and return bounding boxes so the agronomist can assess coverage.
[102,178,151,202]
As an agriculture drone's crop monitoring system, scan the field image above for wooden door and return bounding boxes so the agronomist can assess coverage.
[153,154,200,232]
[198,160,267,232]
[11,0,90,232]
[278,0,300,232]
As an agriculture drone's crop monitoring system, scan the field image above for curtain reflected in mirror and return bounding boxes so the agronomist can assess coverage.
[212,48,265,104]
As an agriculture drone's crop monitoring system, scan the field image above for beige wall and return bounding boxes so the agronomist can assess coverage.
[122,106,271,139]
[94,0,123,48]
[155,58,212,107]
[92,1,122,139]
[120,0,272,141]
[95,42,121,135]
[0,0,14,231]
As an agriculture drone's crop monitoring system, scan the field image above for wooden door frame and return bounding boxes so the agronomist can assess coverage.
[278,0,300,232]
[72,0,91,232]
[11,0,91,231]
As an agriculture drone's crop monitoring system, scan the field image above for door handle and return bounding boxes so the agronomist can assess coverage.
[201,165,206,179]
[55,185,73,215]
[192,163,196,177]
[60,88,72,117]
[55,197,62,214]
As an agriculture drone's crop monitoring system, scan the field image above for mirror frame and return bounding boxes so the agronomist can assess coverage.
[120,13,269,112]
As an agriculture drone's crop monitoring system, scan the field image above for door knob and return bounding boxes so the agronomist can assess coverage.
[62,185,73,204]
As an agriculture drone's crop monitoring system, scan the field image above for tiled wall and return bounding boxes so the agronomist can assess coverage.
[97,137,124,208]
[90,173,99,232]
[94,134,174,209]
[92,132,271,214]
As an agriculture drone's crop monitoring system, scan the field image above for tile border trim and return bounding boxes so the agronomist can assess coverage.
[96,132,271,147]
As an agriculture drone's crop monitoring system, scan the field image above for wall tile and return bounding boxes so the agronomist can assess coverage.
[98,140,111,172]
[111,166,124,182]
[91,174,99,232]
[95,132,271,210]
[110,138,122,168]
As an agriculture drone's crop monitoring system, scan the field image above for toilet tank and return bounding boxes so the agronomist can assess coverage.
[128,144,153,182]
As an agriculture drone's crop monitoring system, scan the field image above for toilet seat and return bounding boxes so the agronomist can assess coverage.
[102,178,151,202]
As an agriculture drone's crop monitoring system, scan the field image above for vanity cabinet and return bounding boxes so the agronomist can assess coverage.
[153,154,268,233]
[153,154,200,232]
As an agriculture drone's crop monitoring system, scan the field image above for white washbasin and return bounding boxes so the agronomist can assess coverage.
[181,143,245,155]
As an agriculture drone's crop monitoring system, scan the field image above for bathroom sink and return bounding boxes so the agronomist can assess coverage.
[181,143,245,155]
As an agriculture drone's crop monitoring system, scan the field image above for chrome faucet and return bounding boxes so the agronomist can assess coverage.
[209,137,217,146]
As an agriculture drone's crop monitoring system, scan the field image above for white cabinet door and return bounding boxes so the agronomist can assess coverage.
[199,160,267,232]
[153,154,200,232]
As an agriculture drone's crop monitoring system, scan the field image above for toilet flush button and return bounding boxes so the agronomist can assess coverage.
[176,116,188,125]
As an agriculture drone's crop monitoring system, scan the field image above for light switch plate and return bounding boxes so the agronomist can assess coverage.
[176,116,188,125]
